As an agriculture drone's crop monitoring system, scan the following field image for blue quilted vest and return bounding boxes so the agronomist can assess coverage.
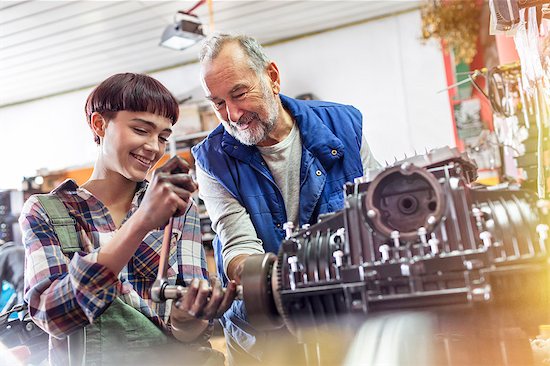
[192,94,364,355]
[192,94,364,282]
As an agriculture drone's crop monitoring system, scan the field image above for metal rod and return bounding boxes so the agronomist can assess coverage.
[157,217,174,281]
[152,217,175,303]
[158,284,243,301]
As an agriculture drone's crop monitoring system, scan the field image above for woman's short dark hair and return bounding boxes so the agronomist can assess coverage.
[85,73,179,144]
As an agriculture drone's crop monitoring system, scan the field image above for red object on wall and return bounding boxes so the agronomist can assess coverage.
[441,33,496,151]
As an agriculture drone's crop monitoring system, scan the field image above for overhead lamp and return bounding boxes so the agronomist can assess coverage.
[160,12,205,51]
[160,0,208,51]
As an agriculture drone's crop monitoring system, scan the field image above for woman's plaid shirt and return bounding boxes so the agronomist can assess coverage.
[19,179,208,358]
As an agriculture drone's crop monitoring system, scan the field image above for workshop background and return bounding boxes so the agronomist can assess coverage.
[0,0,454,191]
[0,0,549,365]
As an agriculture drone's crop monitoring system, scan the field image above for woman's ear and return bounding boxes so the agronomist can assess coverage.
[266,61,281,95]
[90,112,107,141]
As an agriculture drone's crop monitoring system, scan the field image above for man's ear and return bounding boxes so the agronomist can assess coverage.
[90,112,107,141]
[266,61,281,95]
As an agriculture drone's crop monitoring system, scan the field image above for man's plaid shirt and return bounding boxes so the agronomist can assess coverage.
[19,179,208,360]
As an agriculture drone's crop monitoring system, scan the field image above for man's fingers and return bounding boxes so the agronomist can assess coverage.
[189,280,210,317]
[201,280,224,319]
[180,278,200,311]
[216,280,237,317]
[174,278,235,320]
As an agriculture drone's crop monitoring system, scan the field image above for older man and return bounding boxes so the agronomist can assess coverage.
[192,33,380,364]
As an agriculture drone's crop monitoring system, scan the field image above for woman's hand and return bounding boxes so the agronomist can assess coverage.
[96,156,197,275]
[169,277,237,342]
[134,156,198,233]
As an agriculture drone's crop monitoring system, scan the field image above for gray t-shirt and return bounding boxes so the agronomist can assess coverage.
[196,122,380,274]
[256,123,301,226]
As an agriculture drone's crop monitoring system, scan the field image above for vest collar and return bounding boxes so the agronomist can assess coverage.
[220,125,258,164]
[220,94,345,171]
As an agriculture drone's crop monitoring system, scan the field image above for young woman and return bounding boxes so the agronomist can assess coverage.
[19,73,236,365]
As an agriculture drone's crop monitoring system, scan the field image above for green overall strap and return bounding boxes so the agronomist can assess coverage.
[35,194,85,366]
[35,194,81,255]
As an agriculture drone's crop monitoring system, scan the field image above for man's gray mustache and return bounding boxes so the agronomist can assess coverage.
[236,113,259,126]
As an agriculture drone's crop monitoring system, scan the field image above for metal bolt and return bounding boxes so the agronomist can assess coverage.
[428,234,440,255]
[480,231,492,248]
[333,250,344,267]
[367,210,376,219]
[379,244,391,262]
[464,259,483,270]
[472,207,485,230]
[427,215,437,225]
[472,207,482,219]
[288,256,299,273]
[329,228,346,245]
[449,177,460,190]
[288,256,299,290]
[390,231,401,247]
[283,221,294,239]
[417,227,428,244]
[470,285,491,302]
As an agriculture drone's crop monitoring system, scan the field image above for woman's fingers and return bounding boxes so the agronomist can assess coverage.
[149,174,196,217]
[155,155,190,175]
[166,174,198,193]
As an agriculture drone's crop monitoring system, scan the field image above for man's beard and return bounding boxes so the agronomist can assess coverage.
[225,82,278,146]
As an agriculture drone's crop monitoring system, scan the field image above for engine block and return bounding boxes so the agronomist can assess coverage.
[241,147,550,349]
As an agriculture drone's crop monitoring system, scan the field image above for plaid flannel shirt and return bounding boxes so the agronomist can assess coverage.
[19,179,208,362]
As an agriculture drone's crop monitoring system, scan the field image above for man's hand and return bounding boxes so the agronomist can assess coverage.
[135,156,198,233]
[169,277,237,342]
[227,254,250,284]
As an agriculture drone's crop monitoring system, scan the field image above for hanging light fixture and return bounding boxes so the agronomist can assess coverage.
[160,1,206,51]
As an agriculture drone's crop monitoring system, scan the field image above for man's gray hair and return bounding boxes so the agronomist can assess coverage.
[199,33,270,74]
